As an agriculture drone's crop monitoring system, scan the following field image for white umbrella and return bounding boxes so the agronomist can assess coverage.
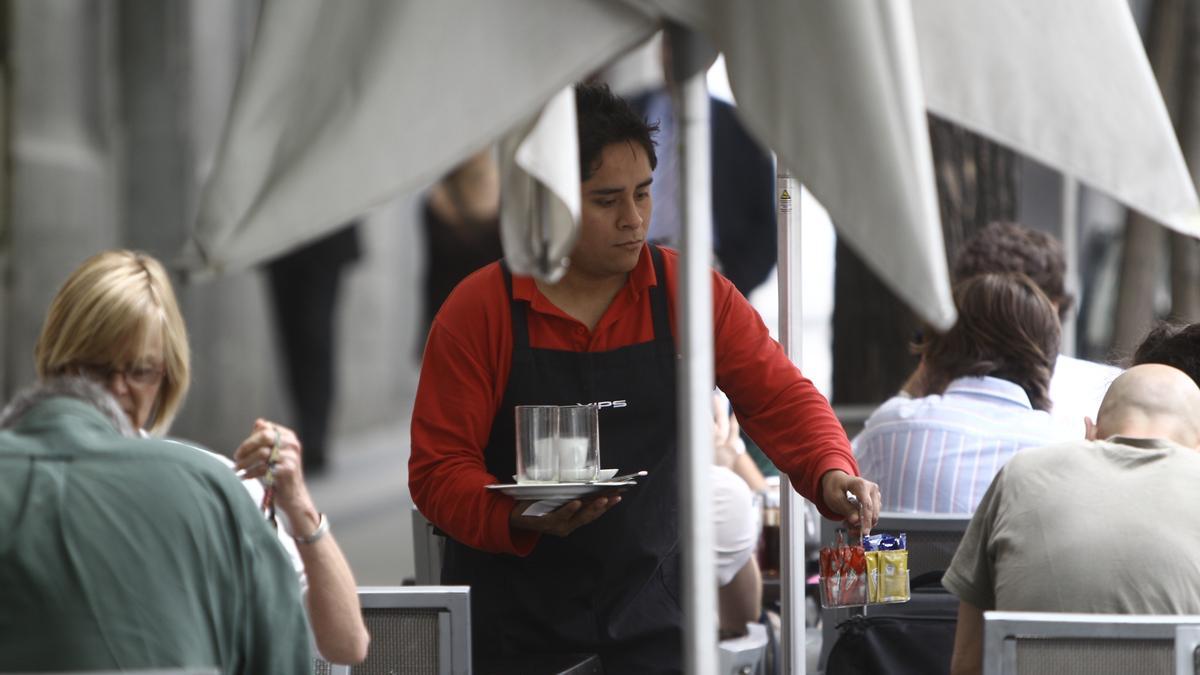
[692,0,952,330]
[182,0,655,273]
[911,0,1200,236]
[185,0,956,330]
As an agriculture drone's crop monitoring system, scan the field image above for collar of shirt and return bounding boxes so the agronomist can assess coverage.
[1104,435,1190,452]
[943,375,1033,409]
[509,244,660,320]
[12,397,123,439]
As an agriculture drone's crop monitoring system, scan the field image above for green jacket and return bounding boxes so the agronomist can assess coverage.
[0,396,311,673]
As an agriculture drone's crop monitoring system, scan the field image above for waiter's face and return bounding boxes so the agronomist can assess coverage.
[573,141,653,281]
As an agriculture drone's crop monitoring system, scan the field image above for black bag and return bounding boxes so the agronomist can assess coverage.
[824,572,958,675]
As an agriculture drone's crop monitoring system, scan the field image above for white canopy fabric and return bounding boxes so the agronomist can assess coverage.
[186,0,957,328]
[185,0,1198,327]
[182,0,655,274]
[911,0,1200,236]
[668,0,953,329]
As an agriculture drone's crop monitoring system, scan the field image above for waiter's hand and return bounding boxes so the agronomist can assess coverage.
[509,495,621,537]
[820,469,881,536]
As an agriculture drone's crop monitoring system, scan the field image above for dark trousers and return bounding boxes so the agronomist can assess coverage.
[265,225,360,471]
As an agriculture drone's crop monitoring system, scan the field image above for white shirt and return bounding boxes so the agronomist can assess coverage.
[711,465,760,586]
[853,376,1077,514]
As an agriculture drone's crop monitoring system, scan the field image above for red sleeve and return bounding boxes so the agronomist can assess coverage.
[707,269,860,520]
[408,266,540,555]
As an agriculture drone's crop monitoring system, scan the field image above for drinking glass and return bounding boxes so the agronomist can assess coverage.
[515,405,558,483]
[555,404,599,482]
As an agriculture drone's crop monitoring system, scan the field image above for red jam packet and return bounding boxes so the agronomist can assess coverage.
[820,530,868,607]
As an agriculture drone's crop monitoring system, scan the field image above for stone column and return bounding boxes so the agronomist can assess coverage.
[4,0,124,396]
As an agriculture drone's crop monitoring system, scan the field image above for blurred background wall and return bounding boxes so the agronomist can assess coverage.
[2,0,424,583]
[3,0,422,453]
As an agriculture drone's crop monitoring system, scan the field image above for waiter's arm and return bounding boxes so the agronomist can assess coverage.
[410,316,541,555]
[707,270,880,531]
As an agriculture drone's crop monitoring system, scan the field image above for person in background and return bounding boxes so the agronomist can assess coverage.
[949,221,1121,433]
[1130,320,1200,385]
[712,393,764,639]
[946,364,1200,675]
[265,221,362,474]
[418,147,503,353]
[628,31,777,298]
[410,82,878,672]
[0,377,310,673]
[34,249,368,665]
[855,273,1075,514]
[713,389,769,493]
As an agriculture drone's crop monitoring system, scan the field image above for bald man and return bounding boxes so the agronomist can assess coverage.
[945,364,1200,675]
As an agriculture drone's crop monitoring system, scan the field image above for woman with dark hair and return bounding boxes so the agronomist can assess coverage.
[854,273,1077,514]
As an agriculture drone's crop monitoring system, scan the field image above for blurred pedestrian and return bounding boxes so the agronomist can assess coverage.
[265,222,363,474]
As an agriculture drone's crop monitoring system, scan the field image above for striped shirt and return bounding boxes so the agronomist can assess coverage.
[853,376,1077,514]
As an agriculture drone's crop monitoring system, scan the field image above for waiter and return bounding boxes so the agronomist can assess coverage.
[409,83,880,673]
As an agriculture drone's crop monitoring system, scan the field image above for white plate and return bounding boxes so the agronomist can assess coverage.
[485,479,636,501]
[511,468,619,484]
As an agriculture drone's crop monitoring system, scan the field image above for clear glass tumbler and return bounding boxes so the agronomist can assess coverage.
[555,403,599,482]
[515,405,558,483]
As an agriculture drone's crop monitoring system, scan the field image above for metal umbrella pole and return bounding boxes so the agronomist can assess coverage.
[668,23,718,675]
[776,168,807,673]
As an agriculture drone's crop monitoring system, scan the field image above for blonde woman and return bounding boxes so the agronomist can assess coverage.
[35,250,369,664]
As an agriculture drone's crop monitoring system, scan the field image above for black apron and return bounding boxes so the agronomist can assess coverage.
[442,246,682,674]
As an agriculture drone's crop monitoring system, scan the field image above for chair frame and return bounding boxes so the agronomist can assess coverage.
[983,610,1200,675]
[412,506,444,585]
[872,511,974,537]
[325,585,471,675]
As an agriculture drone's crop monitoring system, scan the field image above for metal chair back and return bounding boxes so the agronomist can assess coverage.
[315,585,472,675]
[984,611,1200,675]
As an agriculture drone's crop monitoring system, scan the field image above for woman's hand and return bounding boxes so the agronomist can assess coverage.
[233,418,320,535]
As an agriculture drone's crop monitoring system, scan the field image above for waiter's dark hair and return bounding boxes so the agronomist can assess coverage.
[917,273,1060,411]
[575,82,658,182]
[953,221,1074,322]
[1131,321,1200,387]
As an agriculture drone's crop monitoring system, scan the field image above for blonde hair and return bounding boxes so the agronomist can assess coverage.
[34,250,191,435]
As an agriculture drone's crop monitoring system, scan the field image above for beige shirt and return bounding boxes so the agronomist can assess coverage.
[944,436,1200,614]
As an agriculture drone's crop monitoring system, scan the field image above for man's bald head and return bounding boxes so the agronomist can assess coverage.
[1094,364,1200,448]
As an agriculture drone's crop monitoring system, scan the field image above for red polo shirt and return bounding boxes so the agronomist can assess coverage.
[409,245,858,556]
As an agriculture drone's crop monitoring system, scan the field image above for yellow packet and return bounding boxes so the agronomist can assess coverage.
[878,549,910,602]
[865,550,881,603]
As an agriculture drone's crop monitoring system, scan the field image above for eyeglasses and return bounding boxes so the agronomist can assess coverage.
[77,363,165,388]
